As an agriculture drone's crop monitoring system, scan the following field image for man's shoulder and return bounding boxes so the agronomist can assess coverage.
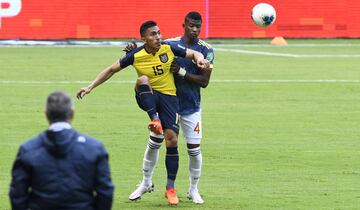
[165,36,182,43]
[21,132,46,152]
[124,45,144,58]
[121,45,144,65]
[196,39,213,50]
[22,130,104,149]
[162,37,185,48]
[73,131,103,147]
[160,41,186,57]
[160,41,174,49]
[71,131,107,156]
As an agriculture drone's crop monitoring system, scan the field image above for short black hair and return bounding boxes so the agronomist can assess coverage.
[140,20,157,37]
[185,11,202,22]
[46,91,74,123]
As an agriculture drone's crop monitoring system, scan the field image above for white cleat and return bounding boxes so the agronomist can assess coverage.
[187,189,204,204]
[128,182,154,201]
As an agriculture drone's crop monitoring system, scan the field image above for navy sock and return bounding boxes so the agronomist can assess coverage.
[138,85,157,119]
[166,147,179,189]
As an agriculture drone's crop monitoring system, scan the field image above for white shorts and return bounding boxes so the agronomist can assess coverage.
[179,110,202,144]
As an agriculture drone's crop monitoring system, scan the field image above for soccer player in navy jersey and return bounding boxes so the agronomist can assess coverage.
[124,12,214,204]
[169,11,214,204]
[77,20,209,205]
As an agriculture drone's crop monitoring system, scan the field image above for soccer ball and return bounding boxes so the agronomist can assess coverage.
[251,3,276,28]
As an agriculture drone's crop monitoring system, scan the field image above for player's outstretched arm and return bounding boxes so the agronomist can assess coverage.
[76,62,122,99]
[185,49,210,69]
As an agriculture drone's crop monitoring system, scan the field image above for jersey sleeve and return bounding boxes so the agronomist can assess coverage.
[204,48,215,68]
[204,48,215,64]
[168,42,187,58]
[119,51,135,68]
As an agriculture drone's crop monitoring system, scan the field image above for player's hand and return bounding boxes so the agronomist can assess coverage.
[200,66,212,71]
[76,87,91,99]
[197,59,210,69]
[170,60,180,74]
[123,41,137,53]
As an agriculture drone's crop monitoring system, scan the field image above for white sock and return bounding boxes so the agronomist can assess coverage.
[188,147,202,191]
[142,133,163,186]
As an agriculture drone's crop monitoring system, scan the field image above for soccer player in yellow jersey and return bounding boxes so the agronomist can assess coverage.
[76,20,209,205]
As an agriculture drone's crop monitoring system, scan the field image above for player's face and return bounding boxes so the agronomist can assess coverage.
[184,18,202,40]
[142,26,162,51]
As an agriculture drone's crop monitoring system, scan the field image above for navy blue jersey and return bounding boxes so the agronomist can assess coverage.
[168,37,214,115]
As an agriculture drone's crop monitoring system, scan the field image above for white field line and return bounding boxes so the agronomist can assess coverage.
[215,48,360,58]
[1,80,360,85]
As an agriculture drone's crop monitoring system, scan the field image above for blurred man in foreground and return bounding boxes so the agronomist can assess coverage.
[9,90,114,210]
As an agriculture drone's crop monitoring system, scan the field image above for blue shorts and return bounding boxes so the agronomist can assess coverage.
[135,90,179,134]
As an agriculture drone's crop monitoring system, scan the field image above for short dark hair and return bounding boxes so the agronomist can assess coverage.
[46,91,74,123]
[185,11,202,22]
[140,20,157,37]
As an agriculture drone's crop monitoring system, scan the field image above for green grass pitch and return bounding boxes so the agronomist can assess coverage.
[1,39,360,209]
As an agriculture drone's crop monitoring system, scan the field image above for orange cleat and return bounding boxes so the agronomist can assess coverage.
[148,118,163,135]
[164,188,179,205]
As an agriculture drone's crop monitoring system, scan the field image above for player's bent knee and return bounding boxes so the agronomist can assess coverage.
[135,76,152,93]
[165,137,178,147]
[164,129,178,147]
[136,75,150,85]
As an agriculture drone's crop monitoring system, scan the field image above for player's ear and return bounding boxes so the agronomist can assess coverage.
[182,23,185,29]
[141,36,146,43]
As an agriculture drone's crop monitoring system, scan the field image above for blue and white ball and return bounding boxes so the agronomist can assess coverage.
[251,3,276,28]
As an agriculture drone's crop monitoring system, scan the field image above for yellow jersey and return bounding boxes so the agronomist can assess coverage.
[120,42,187,96]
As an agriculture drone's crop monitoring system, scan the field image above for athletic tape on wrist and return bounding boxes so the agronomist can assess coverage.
[178,68,187,77]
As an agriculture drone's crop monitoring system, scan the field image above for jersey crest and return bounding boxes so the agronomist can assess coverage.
[159,53,169,63]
